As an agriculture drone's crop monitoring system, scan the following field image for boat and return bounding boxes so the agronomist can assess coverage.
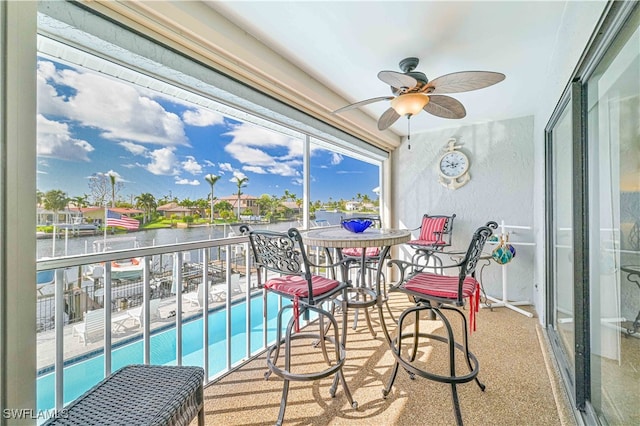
[92,237,144,281]
[54,217,99,235]
[108,257,144,281]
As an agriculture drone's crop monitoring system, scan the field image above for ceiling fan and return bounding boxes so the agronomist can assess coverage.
[332,57,505,136]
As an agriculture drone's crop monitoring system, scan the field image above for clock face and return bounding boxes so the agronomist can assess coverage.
[439,151,469,178]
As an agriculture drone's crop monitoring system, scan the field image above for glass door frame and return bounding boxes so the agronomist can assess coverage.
[545,81,590,411]
[544,1,639,422]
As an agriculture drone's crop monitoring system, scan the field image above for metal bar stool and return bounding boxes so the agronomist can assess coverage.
[407,214,456,272]
[241,226,357,426]
[380,221,497,426]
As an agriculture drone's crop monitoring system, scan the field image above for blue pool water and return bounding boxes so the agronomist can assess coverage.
[37,292,287,411]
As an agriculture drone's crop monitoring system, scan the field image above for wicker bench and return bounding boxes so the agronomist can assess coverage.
[44,364,204,426]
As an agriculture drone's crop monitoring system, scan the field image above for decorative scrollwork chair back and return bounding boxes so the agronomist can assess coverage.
[241,226,336,306]
[451,221,495,304]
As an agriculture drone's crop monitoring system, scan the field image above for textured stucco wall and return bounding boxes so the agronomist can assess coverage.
[391,115,536,306]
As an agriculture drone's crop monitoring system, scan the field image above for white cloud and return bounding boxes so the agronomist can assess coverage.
[182,108,225,127]
[243,165,267,174]
[37,170,48,175]
[267,163,300,177]
[103,170,126,182]
[230,170,248,183]
[37,115,94,162]
[219,163,234,173]
[37,59,188,146]
[175,177,200,186]
[182,156,203,175]
[119,141,147,156]
[204,160,216,167]
[331,153,343,165]
[223,123,303,177]
[292,178,303,186]
[145,147,179,175]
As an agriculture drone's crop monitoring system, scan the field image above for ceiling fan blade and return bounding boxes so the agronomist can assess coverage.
[377,107,401,130]
[423,95,467,119]
[332,96,394,114]
[377,71,418,91]
[428,71,505,94]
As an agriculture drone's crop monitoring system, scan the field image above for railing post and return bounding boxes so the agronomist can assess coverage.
[143,256,151,364]
[245,242,251,359]
[202,248,210,382]
[104,262,112,376]
[175,252,183,365]
[225,244,232,370]
[54,269,64,411]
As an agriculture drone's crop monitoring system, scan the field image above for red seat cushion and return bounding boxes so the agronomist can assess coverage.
[341,247,381,257]
[408,239,447,247]
[265,274,340,332]
[264,274,340,298]
[405,272,481,331]
[417,217,448,244]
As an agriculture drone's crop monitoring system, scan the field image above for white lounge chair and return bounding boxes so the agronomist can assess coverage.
[128,298,161,328]
[184,284,213,308]
[72,308,105,345]
[209,274,244,302]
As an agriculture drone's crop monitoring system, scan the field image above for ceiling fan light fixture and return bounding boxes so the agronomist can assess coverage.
[391,93,430,116]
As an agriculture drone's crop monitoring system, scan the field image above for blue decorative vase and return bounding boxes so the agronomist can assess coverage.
[341,218,373,233]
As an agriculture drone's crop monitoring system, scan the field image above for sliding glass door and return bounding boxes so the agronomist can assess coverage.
[546,3,639,424]
[586,8,639,423]
[549,104,576,377]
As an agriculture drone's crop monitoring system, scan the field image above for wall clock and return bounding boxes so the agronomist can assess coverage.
[438,138,471,190]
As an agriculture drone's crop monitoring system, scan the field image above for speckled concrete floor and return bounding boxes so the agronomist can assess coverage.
[197,294,575,426]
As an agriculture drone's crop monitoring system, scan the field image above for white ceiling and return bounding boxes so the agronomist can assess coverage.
[206,1,578,137]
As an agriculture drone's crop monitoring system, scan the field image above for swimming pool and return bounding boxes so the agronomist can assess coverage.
[37,292,289,412]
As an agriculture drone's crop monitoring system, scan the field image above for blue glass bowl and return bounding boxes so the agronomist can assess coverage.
[341,218,373,233]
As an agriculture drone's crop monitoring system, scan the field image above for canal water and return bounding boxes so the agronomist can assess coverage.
[37,211,363,259]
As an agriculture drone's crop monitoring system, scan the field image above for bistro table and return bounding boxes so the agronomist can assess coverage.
[301,226,411,337]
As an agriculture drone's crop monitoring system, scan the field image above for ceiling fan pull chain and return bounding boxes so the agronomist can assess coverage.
[407,115,412,150]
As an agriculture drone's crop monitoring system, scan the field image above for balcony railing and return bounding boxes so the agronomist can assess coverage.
[36,233,300,412]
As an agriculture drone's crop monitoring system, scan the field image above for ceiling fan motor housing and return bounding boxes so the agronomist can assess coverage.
[391,57,429,95]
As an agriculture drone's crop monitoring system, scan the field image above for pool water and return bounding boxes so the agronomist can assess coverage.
[37,292,288,411]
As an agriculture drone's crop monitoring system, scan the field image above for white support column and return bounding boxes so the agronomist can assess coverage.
[303,135,310,229]
[1,2,37,423]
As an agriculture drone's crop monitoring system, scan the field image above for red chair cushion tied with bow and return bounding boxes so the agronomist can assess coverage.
[404,273,481,332]
[264,274,340,332]
[383,221,497,426]
[341,246,381,258]
[240,226,357,426]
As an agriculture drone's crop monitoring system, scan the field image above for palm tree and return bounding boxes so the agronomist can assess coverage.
[43,189,69,224]
[234,176,249,219]
[204,174,221,223]
[71,195,89,210]
[134,193,156,224]
[108,172,117,208]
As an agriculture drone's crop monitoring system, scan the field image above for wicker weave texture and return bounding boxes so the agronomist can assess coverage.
[43,364,204,426]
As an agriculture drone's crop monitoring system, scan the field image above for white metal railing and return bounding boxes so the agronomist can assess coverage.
[36,234,270,412]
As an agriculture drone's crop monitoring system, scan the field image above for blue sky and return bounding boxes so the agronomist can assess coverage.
[36,57,379,204]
